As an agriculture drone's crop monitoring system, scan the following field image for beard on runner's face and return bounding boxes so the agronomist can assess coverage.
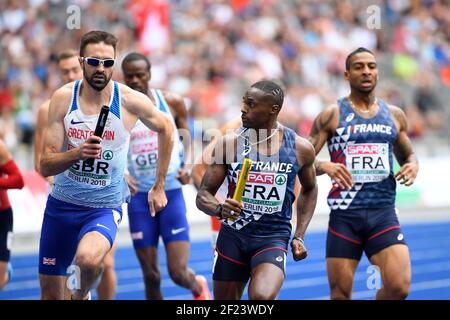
[84,67,111,91]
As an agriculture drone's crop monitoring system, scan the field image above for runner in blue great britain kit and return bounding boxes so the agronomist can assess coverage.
[122,52,211,300]
[38,31,174,300]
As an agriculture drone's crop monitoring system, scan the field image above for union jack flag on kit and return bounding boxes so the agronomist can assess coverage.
[43,257,56,265]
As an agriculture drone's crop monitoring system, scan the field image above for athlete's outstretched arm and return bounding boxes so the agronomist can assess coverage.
[123,85,174,215]
[291,137,318,261]
[40,86,102,177]
[390,105,419,186]
[308,105,352,189]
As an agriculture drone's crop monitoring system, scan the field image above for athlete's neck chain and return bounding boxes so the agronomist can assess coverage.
[348,96,378,114]
[236,123,280,156]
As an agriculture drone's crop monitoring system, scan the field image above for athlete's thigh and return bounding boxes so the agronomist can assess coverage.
[369,244,411,287]
[327,210,364,260]
[165,241,189,270]
[247,238,287,299]
[159,188,189,244]
[39,197,78,276]
[76,231,111,264]
[0,261,8,285]
[103,242,117,269]
[128,192,159,248]
[250,238,288,274]
[136,246,159,271]
[327,258,360,291]
[78,206,123,250]
[248,263,284,300]
[213,227,251,283]
[364,206,407,258]
[159,190,190,273]
[213,280,247,300]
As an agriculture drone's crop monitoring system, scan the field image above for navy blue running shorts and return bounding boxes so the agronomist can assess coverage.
[213,225,288,282]
[127,188,189,249]
[326,205,407,260]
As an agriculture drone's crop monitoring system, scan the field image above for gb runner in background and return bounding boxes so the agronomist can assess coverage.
[38,31,174,300]
[121,52,211,300]
[308,47,419,300]
[196,80,318,300]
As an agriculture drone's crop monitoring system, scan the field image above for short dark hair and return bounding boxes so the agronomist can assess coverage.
[57,49,78,63]
[121,52,151,71]
[345,47,374,70]
[251,80,284,108]
[79,31,118,57]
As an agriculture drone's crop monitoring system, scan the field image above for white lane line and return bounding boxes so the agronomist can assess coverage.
[311,278,450,300]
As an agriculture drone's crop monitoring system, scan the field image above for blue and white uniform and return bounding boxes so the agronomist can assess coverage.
[39,80,129,275]
[213,126,299,282]
[326,97,407,260]
[127,89,188,248]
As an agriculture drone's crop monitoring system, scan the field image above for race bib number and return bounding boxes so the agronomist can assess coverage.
[132,151,159,177]
[241,171,287,215]
[65,145,113,187]
[346,143,390,183]
[130,138,181,178]
[131,151,179,177]
[66,159,112,187]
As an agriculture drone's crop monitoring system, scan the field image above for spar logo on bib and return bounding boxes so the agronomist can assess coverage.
[247,172,275,184]
[348,144,382,155]
[103,150,114,160]
[275,174,287,185]
[346,143,390,183]
[241,172,288,215]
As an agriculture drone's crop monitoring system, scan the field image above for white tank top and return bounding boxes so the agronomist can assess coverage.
[51,80,131,208]
[127,89,183,192]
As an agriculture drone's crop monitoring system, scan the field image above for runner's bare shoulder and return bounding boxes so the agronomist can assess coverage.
[48,83,75,116]
[295,135,316,167]
[317,103,340,133]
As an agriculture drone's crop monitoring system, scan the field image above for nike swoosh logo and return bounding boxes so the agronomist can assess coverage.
[96,223,110,231]
[71,119,85,125]
[171,227,186,235]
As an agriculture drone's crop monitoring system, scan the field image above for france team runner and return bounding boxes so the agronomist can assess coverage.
[34,29,418,300]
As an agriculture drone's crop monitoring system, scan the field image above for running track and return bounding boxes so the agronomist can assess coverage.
[1,221,449,300]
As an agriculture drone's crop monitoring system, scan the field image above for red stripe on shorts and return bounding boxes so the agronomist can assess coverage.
[328,227,362,245]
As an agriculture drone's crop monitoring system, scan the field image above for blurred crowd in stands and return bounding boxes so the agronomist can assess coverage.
[1,0,449,169]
